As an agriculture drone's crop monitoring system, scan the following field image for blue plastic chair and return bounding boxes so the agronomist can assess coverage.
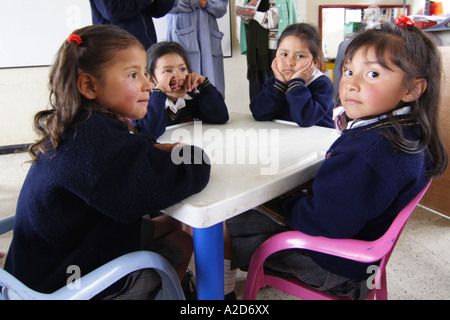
[0,215,185,300]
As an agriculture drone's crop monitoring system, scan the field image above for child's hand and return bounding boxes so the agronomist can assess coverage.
[183,73,206,93]
[154,142,187,152]
[292,61,316,83]
[154,73,184,93]
[271,58,288,83]
[154,73,175,92]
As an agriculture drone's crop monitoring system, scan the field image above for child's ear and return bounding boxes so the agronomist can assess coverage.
[77,73,97,100]
[403,78,427,103]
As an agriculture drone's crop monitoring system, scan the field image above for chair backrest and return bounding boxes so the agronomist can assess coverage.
[362,180,431,261]
[0,215,14,235]
[0,215,185,300]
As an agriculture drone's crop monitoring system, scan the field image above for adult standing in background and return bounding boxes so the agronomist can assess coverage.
[165,0,228,98]
[89,0,176,50]
[236,0,298,101]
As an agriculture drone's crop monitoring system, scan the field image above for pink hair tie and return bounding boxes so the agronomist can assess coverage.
[395,15,415,28]
[67,34,82,46]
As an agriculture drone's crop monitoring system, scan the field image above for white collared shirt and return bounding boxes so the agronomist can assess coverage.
[347,106,412,129]
[165,94,193,114]
[307,68,323,86]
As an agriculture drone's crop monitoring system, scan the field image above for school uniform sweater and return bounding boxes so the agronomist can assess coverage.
[5,110,210,296]
[250,76,335,128]
[134,79,229,140]
[281,115,430,280]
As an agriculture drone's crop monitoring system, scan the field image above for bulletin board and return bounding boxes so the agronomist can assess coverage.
[0,1,232,69]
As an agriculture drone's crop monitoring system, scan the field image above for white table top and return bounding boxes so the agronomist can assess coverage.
[159,113,341,228]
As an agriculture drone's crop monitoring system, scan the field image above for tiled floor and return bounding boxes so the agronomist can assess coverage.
[1,151,449,300]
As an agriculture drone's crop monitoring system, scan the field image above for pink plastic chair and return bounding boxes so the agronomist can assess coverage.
[243,181,431,300]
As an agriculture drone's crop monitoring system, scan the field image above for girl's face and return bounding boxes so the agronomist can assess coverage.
[339,47,412,120]
[90,46,151,120]
[153,53,189,101]
[275,35,315,80]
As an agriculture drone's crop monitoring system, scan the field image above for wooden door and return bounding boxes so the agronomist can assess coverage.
[420,46,450,217]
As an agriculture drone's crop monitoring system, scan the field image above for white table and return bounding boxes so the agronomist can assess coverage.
[159,113,340,299]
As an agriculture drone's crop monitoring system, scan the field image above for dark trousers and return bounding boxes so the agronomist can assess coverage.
[248,49,276,101]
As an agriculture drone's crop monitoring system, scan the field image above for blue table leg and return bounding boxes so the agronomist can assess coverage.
[193,223,224,300]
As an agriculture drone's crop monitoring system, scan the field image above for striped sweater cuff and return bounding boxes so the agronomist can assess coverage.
[287,79,305,93]
[273,79,287,93]
[198,78,211,91]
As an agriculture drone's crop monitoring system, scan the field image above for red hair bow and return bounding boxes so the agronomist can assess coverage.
[394,15,414,28]
[67,34,82,46]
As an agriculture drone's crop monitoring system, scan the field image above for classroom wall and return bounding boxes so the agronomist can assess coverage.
[0,1,91,147]
[0,66,49,146]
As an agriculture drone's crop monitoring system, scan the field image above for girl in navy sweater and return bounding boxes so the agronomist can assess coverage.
[250,23,335,128]
[224,22,447,299]
[133,41,229,140]
[5,25,211,299]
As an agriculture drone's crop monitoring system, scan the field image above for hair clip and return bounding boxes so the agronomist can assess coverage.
[67,34,82,46]
[394,15,414,28]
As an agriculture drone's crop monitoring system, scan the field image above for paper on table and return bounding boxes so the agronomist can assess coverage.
[235,0,261,10]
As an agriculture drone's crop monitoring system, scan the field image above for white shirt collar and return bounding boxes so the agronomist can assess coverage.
[307,69,323,86]
[165,94,192,113]
[348,106,412,129]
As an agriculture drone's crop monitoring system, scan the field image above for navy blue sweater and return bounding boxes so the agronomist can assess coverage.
[282,116,430,280]
[250,76,335,128]
[89,0,175,50]
[134,79,229,140]
[5,111,210,296]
